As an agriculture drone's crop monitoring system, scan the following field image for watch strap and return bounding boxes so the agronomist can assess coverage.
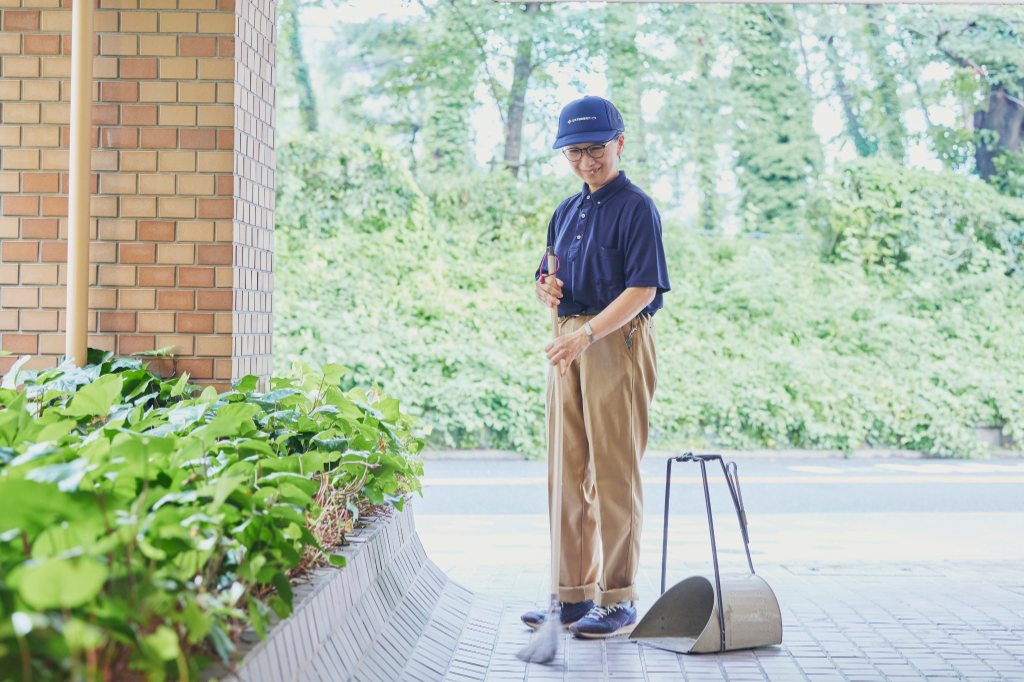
[583,321,596,345]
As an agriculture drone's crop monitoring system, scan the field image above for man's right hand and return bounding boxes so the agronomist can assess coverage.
[536,275,563,309]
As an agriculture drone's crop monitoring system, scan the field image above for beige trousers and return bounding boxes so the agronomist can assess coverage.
[547,314,657,606]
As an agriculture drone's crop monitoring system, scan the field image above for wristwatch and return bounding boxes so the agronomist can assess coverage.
[583,321,596,345]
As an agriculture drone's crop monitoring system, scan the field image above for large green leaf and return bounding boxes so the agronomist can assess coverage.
[321,363,350,385]
[376,398,400,423]
[0,480,91,535]
[64,374,124,417]
[311,434,348,453]
[142,626,181,661]
[170,372,190,397]
[232,375,260,393]
[12,557,109,609]
[166,404,209,431]
[270,571,293,610]
[25,457,90,492]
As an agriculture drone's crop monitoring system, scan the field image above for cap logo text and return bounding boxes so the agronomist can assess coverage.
[568,117,597,124]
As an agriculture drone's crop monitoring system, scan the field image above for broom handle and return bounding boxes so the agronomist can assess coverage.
[547,247,564,602]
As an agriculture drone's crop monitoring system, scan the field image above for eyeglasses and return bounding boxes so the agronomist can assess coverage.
[562,138,617,163]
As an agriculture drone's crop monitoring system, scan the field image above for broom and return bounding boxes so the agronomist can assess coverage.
[516,246,565,665]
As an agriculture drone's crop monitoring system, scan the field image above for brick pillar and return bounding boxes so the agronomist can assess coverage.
[232,0,274,383]
[0,0,276,389]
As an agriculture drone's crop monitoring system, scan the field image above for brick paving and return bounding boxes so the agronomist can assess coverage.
[439,561,1024,681]
[419,461,1024,681]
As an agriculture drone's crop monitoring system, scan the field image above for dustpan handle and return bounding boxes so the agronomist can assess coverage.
[660,457,673,596]
[719,459,755,575]
[659,455,757,595]
[659,454,699,595]
[699,458,728,653]
[659,454,756,652]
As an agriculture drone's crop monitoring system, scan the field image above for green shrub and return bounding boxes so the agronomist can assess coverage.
[274,136,1024,457]
[815,157,1024,275]
[274,133,576,454]
[652,234,1024,457]
[0,354,423,681]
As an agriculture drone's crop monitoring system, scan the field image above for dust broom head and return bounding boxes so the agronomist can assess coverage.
[516,597,560,664]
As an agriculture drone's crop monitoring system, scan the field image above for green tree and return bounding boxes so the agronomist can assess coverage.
[799,5,908,160]
[278,0,319,133]
[501,3,540,177]
[804,6,1024,191]
[930,10,1024,190]
[386,1,600,176]
[649,4,734,229]
[730,5,822,231]
[604,4,650,188]
[854,5,907,157]
[490,2,601,175]
[316,21,419,141]
[378,0,482,173]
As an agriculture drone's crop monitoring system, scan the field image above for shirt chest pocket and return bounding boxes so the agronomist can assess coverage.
[594,246,625,286]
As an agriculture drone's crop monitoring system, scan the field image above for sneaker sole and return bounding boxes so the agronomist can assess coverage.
[523,620,574,631]
[570,622,637,639]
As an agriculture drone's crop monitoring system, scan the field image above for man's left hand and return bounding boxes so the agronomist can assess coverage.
[545,330,590,376]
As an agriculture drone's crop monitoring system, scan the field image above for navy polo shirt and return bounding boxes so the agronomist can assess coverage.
[539,172,670,317]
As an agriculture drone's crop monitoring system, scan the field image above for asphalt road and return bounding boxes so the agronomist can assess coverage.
[415,456,1024,568]
[415,456,1024,516]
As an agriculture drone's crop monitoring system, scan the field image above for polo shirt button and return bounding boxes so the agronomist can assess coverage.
[581,213,586,218]
[576,235,581,240]
[586,195,590,199]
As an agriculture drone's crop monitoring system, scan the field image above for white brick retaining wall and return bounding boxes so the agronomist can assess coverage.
[208,503,497,682]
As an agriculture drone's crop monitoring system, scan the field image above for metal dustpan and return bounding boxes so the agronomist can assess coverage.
[630,454,782,654]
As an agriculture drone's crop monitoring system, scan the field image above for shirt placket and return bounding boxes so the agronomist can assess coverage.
[567,193,592,260]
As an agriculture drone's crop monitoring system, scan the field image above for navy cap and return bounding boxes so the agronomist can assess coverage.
[552,95,624,149]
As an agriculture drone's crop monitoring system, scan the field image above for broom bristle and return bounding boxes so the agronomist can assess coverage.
[516,598,561,664]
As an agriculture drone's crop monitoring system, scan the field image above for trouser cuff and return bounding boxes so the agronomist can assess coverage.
[558,582,598,603]
[596,585,638,606]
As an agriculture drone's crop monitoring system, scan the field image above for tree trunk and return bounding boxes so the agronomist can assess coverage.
[503,3,539,177]
[834,70,875,157]
[695,51,717,231]
[974,83,1024,181]
[280,0,318,133]
[827,36,875,158]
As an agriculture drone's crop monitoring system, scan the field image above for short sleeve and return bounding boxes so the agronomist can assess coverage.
[622,199,671,294]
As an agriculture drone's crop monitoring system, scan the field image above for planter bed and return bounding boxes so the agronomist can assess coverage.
[209,503,483,682]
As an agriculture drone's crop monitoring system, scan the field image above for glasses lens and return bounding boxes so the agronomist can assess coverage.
[588,145,606,159]
[565,148,582,162]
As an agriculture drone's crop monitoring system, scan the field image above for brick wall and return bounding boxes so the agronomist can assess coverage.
[0,0,276,389]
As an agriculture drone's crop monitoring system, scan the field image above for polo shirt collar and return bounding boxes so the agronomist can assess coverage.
[585,171,630,207]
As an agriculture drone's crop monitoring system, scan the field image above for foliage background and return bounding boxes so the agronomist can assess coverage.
[273,3,1024,457]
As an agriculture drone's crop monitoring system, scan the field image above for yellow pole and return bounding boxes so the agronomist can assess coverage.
[66,0,95,367]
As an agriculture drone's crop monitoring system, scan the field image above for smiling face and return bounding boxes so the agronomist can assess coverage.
[564,135,625,192]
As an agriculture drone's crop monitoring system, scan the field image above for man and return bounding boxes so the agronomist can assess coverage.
[523,95,671,638]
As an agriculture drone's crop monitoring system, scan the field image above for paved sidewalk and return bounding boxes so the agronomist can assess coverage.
[419,458,1024,681]
[441,560,1024,682]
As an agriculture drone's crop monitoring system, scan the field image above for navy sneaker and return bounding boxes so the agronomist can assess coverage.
[568,601,637,639]
[521,600,595,630]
